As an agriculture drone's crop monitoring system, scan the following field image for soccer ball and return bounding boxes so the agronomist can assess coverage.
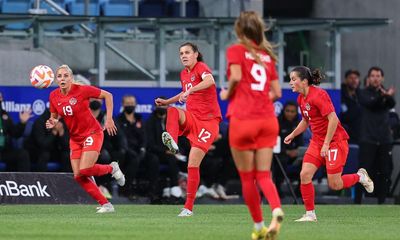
[30,65,54,89]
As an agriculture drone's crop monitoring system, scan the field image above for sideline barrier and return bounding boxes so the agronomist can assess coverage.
[0,172,95,204]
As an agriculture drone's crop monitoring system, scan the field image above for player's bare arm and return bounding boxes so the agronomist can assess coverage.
[284,118,309,144]
[320,112,339,157]
[269,80,282,101]
[220,64,241,100]
[99,89,117,136]
[156,92,183,106]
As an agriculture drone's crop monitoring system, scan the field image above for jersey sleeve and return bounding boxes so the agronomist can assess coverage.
[81,85,101,99]
[315,90,335,117]
[197,62,212,80]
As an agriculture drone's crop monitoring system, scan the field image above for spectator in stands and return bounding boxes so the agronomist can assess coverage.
[46,65,125,213]
[355,66,396,204]
[274,101,304,196]
[27,108,70,172]
[0,91,31,172]
[219,11,283,239]
[116,94,161,203]
[155,42,222,216]
[340,69,362,144]
[145,98,182,200]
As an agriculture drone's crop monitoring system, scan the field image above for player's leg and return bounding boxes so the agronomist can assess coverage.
[254,147,283,239]
[296,160,319,222]
[163,107,186,153]
[231,147,267,240]
[179,147,205,217]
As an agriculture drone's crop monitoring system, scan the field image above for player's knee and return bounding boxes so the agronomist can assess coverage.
[299,170,313,183]
[328,181,342,190]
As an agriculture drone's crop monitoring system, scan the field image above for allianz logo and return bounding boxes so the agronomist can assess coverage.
[0,181,50,197]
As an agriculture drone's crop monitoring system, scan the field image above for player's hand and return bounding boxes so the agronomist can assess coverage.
[179,91,190,103]
[19,109,33,124]
[54,121,65,136]
[104,118,117,136]
[284,133,294,144]
[219,88,229,100]
[320,143,329,158]
[46,117,58,129]
[155,98,168,106]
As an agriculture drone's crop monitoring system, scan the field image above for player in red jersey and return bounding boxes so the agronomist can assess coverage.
[46,64,125,213]
[220,11,284,240]
[285,66,374,222]
[155,42,222,217]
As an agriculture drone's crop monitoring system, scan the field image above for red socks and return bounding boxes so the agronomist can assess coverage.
[239,171,263,223]
[166,107,180,143]
[74,176,108,205]
[300,182,315,211]
[255,171,281,211]
[184,167,200,211]
[341,174,360,188]
[80,164,113,177]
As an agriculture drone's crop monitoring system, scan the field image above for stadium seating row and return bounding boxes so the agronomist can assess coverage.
[0,0,199,18]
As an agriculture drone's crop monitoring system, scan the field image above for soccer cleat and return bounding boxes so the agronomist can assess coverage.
[96,203,115,213]
[294,212,317,222]
[358,168,374,193]
[110,162,125,186]
[177,208,193,217]
[162,132,179,154]
[266,208,284,240]
[251,226,268,240]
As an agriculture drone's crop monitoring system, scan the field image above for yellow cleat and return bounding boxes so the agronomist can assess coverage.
[251,226,268,240]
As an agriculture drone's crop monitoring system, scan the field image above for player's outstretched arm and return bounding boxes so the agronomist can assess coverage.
[99,90,117,136]
[220,64,241,100]
[155,92,183,106]
[284,118,308,144]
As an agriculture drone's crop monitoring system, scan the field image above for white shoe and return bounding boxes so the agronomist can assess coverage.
[358,168,374,193]
[162,132,179,154]
[110,162,125,186]
[272,208,284,223]
[294,212,317,222]
[214,184,228,200]
[96,203,115,213]
[178,208,193,217]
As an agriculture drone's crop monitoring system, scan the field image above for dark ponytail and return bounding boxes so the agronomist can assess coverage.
[179,42,203,62]
[291,66,324,86]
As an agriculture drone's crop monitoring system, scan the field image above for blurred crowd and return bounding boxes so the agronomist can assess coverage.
[0,66,398,204]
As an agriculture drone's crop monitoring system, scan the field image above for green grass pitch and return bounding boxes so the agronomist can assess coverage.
[0,204,399,240]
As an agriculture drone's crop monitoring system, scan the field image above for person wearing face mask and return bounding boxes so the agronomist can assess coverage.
[355,66,396,204]
[145,97,182,201]
[116,95,161,203]
[0,91,32,172]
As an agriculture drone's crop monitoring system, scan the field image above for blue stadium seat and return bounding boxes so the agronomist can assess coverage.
[0,162,6,171]
[67,0,101,16]
[343,144,359,174]
[139,0,167,17]
[1,0,33,30]
[101,0,134,32]
[169,0,199,17]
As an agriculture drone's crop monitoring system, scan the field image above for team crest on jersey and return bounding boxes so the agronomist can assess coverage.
[69,97,77,105]
[305,103,311,111]
[190,75,195,82]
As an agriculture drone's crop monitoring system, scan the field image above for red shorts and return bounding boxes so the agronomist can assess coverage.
[70,131,104,159]
[229,117,279,150]
[179,111,220,153]
[304,139,349,174]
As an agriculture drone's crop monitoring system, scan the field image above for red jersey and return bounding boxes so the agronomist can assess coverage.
[297,86,349,144]
[180,61,222,121]
[226,44,278,120]
[49,84,103,141]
